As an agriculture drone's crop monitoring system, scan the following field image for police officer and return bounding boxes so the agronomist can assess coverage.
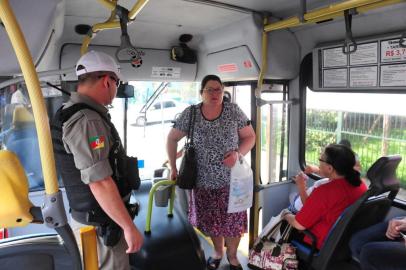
[53,50,143,270]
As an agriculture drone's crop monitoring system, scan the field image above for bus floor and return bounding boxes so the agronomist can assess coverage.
[131,181,206,270]
[196,228,249,270]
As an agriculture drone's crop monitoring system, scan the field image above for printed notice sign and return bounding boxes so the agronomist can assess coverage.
[151,67,181,79]
[323,69,347,87]
[323,47,347,67]
[381,39,406,63]
[380,64,406,87]
[350,43,378,65]
[350,66,377,87]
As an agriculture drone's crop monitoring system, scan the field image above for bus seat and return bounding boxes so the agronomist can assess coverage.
[12,105,34,124]
[0,150,33,228]
[3,106,43,190]
[0,149,82,270]
[292,155,402,270]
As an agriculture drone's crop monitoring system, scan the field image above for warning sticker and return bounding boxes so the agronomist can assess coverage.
[350,42,378,65]
[323,47,347,68]
[380,64,406,87]
[217,63,238,73]
[151,67,181,79]
[323,69,347,88]
[350,66,377,87]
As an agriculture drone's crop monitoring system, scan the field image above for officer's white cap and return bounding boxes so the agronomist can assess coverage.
[76,50,123,80]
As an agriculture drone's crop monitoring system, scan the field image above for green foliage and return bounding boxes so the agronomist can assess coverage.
[305,130,336,153]
[305,110,406,188]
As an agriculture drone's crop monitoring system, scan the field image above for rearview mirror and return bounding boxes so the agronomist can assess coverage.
[116,83,134,98]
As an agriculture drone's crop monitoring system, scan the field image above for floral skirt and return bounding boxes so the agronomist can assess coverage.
[188,185,247,237]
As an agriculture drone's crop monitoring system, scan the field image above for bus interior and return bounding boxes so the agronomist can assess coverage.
[1,0,406,269]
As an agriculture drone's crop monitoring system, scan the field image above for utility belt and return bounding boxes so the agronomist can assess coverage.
[71,202,139,247]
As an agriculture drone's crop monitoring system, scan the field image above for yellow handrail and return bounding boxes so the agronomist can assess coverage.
[251,16,268,244]
[0,0,58,195]
[81,0,150,55]
[80,226,99,270]
[252,0,405,248]
[265,0,405,32]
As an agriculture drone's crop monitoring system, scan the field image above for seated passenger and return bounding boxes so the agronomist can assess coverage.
[349,217,406,270]
[289,139,362,213]
[282,144,367,250]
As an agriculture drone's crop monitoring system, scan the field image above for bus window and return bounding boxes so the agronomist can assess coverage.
[259,84,289,184]
[110,81,200,179]
[305,89,406,200]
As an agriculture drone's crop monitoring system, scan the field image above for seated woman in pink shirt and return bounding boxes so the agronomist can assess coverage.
[282,144,367,250]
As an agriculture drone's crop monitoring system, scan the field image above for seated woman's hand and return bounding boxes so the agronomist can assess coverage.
[223,150,239,168]
[280,208,293,219]
[304,165,319,174]
[294,172,308,191]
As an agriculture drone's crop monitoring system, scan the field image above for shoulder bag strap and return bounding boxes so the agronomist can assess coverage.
[186,105,196,144]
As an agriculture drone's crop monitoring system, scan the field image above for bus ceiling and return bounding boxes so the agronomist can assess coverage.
[1,0,406,82]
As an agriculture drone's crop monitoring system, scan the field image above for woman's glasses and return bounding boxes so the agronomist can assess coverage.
[204,87,223,94]
[318,158,331,165]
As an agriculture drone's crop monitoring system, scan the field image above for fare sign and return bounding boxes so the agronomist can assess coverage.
[381,39,406,62]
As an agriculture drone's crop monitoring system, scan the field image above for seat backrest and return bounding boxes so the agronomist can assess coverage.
[367,155,401,199]
[311,155,402,270]
[0,150,33,228]
[0,150,82,270]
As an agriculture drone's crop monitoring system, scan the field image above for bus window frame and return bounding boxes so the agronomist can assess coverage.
[299,51,406,178]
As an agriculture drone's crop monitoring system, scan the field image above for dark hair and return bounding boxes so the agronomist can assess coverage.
[323,144,361,187]
[200,74,222,94]
[338,139,352,149]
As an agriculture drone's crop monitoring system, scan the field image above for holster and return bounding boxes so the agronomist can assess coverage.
[97,222,122,247]
[121,156,141,190]
[96,202,139,247]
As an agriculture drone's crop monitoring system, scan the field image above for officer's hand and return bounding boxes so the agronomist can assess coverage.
[124,225,144,253]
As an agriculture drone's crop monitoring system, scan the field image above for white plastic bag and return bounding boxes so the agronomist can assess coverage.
[227,156,253,213]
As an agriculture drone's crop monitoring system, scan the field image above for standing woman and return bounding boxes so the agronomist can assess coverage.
[167,75,256,270]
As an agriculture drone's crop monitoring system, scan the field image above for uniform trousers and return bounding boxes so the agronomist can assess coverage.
[71,218,130,270]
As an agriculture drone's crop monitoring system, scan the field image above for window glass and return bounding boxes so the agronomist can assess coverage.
[258,84,289,184]
[305,89,406,199]
[0,85,45,191]
[111,81,200,180]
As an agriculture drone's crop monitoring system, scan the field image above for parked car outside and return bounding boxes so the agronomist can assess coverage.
[135,99,188,126]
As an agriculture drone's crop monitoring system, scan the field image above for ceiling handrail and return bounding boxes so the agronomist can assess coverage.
[264,0,404,33]
[80,0,149,55]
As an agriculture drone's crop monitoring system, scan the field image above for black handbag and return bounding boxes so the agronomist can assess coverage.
[177,105,197,189]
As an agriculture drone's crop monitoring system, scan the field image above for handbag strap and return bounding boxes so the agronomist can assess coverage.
[186,105,196,145]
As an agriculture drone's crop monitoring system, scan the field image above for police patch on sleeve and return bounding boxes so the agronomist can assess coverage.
[89,135,105,150]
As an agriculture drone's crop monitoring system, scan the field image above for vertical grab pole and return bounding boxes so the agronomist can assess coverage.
[80,226,99,270]
[250,15,269,248]
[0,0,58,195]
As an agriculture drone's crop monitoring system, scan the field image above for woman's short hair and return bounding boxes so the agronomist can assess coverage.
[324,144,361,186]
[200,74,222,94]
